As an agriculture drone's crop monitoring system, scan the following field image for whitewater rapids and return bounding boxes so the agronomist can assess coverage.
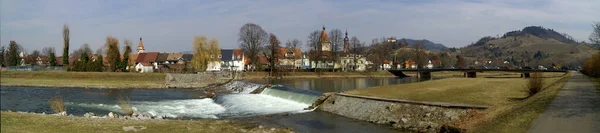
[67,93,310,119]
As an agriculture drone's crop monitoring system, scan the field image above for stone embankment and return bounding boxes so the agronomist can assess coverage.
[166,72,233,88]
[318,93,488,132]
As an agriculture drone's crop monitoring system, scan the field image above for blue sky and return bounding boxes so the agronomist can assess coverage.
[1,0,598,54]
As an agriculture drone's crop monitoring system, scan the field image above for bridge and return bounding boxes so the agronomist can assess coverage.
[387,69,568,78]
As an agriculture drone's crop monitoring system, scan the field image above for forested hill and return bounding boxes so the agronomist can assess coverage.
[398,38,448,51]
[456,26,596,67]
[502,26,577,44]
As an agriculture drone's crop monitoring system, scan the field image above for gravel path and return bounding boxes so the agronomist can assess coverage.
[529,72,600,133]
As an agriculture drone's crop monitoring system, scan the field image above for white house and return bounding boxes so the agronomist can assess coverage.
[135,63,154,73]
[207,49,245,71]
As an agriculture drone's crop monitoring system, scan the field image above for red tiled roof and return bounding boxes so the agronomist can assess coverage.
[135,52,159,63]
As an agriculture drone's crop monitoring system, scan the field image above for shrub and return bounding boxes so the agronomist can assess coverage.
[527,72,543,97]
[48,96,65,113]
[582,52,600,77]
[117,95,134,115]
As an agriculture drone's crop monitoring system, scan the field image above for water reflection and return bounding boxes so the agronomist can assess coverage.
[246,77,424,92]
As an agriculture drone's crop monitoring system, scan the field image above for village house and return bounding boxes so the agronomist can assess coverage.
[134,52,159,73]
[207,49,245,71]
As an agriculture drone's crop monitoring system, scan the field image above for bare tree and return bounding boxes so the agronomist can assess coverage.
[286,39,301,50]
[95,48,104,56]
[286,39,301,70]
[268,33,281,76]
[63,24,70,68]
[414,40,427,68]
[29,50,41,65]
[307,30,321,68]
[349,36,363,71]
[590,22,600,45]
[329,29,344,61]
[239,23,268,71]
[42,47,55,56]
[73,43,92,56]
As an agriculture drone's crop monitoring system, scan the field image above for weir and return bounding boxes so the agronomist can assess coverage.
[260,86,323,105]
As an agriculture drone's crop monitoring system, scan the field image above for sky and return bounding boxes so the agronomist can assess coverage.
[1,0,599,55]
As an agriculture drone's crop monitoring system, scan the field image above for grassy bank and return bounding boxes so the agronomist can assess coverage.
[0,112,291,133]
[0,71,166,89]
[240,71,395,79]
[344,72,569,132]
[460,73,570,132]
[345,72,567,106]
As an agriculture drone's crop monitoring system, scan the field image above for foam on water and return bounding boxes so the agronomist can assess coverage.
[67,98,226,119]
[67,93,311,119]
[214,94,310,117]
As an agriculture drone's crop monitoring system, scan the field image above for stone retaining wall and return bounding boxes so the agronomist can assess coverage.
[166,72,232,88]
[318,94,484,132]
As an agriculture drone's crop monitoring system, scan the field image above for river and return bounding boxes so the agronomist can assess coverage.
[1,76,421,132]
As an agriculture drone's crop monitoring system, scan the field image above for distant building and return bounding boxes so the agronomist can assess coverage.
[320,26,331,51]
[134,52,159,73]
[207,49,245,71]
[343,30,350,53]
[137,38,145,54]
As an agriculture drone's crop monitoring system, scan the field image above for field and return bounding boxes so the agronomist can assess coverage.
[0,111,291,133]
[345,72,566,106]
[344,72,570,132]
[0,71,166,89]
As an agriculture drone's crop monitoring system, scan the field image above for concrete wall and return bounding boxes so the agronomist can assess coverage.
[318,94,481,132]
[166,72,232,88]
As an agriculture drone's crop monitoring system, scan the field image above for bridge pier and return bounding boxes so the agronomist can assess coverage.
[417,72,431,79]
[521,73,530,78]
[464,72,477,78]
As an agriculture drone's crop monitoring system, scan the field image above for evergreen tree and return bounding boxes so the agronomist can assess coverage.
[49,52,56,66]
[7,41,20,66]
[122,41,132,72]
[0,46,5,66]
[63,24,70,68]
[96,55,104,72]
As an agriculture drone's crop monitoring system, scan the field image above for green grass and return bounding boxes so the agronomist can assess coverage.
[0,71,166,89]
[0,111,291,133]
[463,73,570,133]
[344,72,567,106]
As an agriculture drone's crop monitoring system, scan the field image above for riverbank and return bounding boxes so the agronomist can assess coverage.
[0,71,231,89]
[318,72,569,132]
[1,71,167,89]
[0,111,291,133]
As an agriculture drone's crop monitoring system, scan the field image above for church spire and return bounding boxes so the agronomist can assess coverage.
[343,30,350,53]
[137,37,145,54]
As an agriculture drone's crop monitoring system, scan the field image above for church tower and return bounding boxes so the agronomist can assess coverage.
[137,38,145,54]
[343,30,350,53]
[320,26,331,51]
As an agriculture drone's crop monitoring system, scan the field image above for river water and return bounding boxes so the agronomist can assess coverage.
[1,77,420,132]
[247,77,425,92]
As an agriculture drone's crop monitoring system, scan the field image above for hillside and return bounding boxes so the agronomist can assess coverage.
[457,26,597,67]
[398,38,448,51]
